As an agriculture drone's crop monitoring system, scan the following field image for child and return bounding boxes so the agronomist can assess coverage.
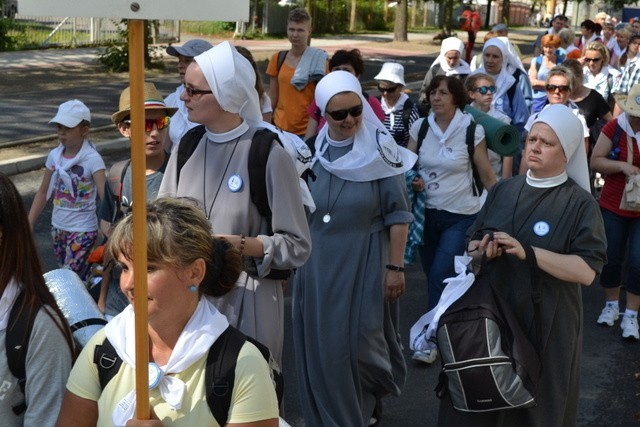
[28,99,106,279]
[465,73,513,180]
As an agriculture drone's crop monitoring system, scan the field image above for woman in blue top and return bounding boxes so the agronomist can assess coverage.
[528,34,563,113]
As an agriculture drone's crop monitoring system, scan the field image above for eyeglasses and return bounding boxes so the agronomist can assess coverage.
[474,85,497,95]
[122,116,170,132]
[378,85,400,94]
[183,84,213,97]
[545,84,571,94]
[584,57,602,63]
[325,104,364,121]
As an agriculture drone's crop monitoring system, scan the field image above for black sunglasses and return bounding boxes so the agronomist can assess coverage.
[326,104,364,121]
[183,84,213,97]
[584,57,602,63]
[545,84,571,94]
[474,85,497,95]
[378,85,400,93]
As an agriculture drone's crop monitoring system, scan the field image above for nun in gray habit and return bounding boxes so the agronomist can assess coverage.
[446,104,607,426]
[158,41,311,367]
[292,71,417,426]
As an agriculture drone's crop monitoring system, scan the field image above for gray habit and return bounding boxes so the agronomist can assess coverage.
[292,143,411,427]
[438,176,607,427]
[158,127,311,365]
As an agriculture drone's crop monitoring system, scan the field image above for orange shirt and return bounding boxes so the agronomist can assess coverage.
[266,52,318,135]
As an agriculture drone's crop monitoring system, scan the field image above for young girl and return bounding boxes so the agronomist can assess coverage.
[28,100,106,280]
[465,73,513,180]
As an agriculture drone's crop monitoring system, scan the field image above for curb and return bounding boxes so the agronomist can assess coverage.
[0,137,130,176]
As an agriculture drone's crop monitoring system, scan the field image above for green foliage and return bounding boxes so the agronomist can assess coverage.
[0,17,18,51]
[97,19,164,72]
[181,21,235,36]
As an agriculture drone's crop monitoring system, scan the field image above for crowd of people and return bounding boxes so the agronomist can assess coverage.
[3,6,638,427]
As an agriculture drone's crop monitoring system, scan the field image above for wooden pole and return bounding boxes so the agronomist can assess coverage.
[128,18,150,421]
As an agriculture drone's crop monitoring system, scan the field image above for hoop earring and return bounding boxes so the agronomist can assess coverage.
[188,284,198,293]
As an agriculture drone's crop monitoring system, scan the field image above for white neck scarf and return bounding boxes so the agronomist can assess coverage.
[526,169,568,188]
[474,39,515,111]
[617,113,640,149]
[432,37,471,76]
[105,298,229,427]
[0,278,21,331]
[46,139,96,200]
[426,109,471,160]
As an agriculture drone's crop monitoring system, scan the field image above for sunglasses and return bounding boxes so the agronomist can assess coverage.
[584,57,602,63]
[123,116,170,132]
[183,84,213,97]
[545,84,571,94]
[474,85,497,95]
[378,85,400,93]
[326,104,364,121]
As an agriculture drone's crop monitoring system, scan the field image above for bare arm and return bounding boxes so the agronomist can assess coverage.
[56,391,98,427]
[94,169,106,202]
[214,234,265,258]
[303,116,319,141]
[591,133,640,176]
[501,156,513,180]
[28,168,53,229]
[473,140,498,190]
[384,223,409,302]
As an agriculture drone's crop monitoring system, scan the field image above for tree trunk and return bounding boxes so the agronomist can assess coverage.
[443,0,454,35]
[411,0,417,28]
[501,0,510,26]
[349,0,357,32]
[394,0,408,41]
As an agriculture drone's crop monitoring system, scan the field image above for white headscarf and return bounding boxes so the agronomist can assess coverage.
[313,71,417,182]
[529,104,590,192]
[474,38,515,111]
[432,37,471,76]
[194,41,262,128]
[496,36,525,73]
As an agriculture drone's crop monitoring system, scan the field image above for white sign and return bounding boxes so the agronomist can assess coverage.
[19,0,249,21]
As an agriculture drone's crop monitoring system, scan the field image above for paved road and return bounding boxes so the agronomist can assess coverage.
[4,29,640,426]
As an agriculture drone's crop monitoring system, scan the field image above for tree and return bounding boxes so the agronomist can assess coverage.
[394,0,408,41]
[349,0,357,32]
[501,0,510,26]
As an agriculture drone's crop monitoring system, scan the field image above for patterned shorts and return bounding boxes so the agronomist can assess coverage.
[51,228,98,280]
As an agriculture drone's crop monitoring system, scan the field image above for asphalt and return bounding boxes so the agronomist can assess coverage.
[0,29,503,176]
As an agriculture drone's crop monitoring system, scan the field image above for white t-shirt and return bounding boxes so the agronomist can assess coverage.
[45,144,105,232]
[166,85,200,152]
[410,115,486,215]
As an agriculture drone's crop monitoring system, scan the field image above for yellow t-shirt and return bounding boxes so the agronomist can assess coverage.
[266,52,317,136]
[67,329,279,426]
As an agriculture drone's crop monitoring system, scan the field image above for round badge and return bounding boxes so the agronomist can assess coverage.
[148,362,163,389]
[227,174,243,192]
[532,221,550,237]
[635,95,640,105]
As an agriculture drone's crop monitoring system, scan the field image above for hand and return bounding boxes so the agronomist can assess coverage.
[472,233,504,260]
[384,270,405,302]
[492,232,526,260]
[126,408,162,426]
[411,176,425,192]
[621,162,640,177]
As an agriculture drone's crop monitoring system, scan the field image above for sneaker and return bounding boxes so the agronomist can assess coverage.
[621,315,639,340]
[597,305,619,326]
[412,348,438,364]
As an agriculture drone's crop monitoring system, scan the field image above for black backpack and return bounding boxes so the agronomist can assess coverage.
[176,125,291,280]
[106,159,131,223]
[415,117,483,196]
[435,241,542,412]
[93,325,283,426]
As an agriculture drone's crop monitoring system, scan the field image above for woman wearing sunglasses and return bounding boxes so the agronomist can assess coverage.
[583,41,620,106]
[465,73,513,180]
[292,71,417,426]
[374,61,420,147]
[528,34,562,114]
[407,75,497,364]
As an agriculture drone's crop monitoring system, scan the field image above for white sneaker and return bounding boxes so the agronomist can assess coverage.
[597,305,619,326]
[412,348,438,364]
[621,315,639,340]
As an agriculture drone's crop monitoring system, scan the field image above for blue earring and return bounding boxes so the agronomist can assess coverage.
[188,284,198,293]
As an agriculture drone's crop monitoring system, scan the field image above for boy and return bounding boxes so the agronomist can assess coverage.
[29,99,106,279]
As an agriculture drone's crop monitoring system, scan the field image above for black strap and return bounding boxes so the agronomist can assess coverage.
[416,117,430,154]
[276,50,288,74]
[6,291,41,416]
[506,69,523,105]
[107,159,131,222]
[401,98,414,131]
[522,244,542,354]
[205,327,247,427]
[94,338,123,390]
[70,317,108,332]
[465,121,483,196]
[176,124,207,186]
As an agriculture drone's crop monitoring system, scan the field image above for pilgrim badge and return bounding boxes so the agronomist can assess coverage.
[228,174,243,192]
[533,221,550,237]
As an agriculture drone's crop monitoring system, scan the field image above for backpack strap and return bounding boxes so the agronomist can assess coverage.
[176,125,207,186]
[276,50,288,74]
[401,98,414,131]
[6,290,41,416]
[93,338,123,390]
[416,117,430,154]
[248,129,280,221]
[107,159,131,222]
[465,121,483,197]
[205,326,247,426]
[608,122,624,160]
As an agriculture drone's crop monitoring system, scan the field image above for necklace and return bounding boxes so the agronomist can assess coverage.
[511,180,555,239]
[203,137,241,220]
[322,145,347,224]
